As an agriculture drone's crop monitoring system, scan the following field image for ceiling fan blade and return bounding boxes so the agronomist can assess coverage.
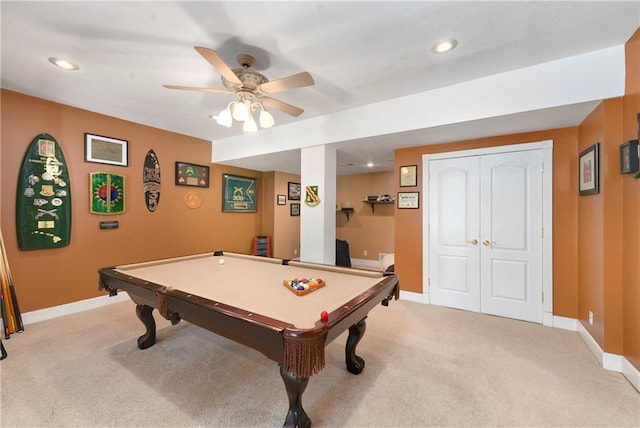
[194,46,242,86]
[163,84,230,94]
[261,97,304,117]
[258,72,314,94]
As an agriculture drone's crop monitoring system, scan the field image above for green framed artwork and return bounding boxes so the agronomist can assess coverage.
[90,172,125,214]
[222,174,257,213]
[175,161,210,188]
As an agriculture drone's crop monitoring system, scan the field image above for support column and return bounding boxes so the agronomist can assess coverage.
[300,145,336,265]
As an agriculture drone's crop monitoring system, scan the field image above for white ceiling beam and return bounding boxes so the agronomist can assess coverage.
[212,45,625,163]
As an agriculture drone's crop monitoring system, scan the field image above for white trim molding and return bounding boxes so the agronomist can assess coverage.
[22,292,130,326]
[399,290,424,303]
[576,319,640,393]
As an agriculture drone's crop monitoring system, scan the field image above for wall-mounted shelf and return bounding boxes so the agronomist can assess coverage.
[362,200,394,213]
[337,208,355,221]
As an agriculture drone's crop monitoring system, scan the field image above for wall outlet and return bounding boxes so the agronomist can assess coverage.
[363,250,368,256]
[588,310,594,326]
[293,249,297,255]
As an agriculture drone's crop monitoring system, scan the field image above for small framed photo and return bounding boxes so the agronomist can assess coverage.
[579,143,599,196]
[277,194,286,205]
[399,165,418,187]
[288,182,301,200]
[397,192,419,209]
[290,203,300,216]
[620,140,639,174]
[84,133,128,166]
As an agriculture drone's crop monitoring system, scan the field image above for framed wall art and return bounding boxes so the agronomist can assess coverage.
[290,203,300,216]
[222,174,257,213]
[399,165,417,187]
[288,182,301,200]
[579,143,599,196]
[397,192,419,209]
[90,172,125,215]
[620,140,639,174]
[277,194,286,205]
[175,162,210,188]
[85,133,128,166]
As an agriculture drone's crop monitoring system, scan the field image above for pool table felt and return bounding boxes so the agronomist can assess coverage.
[115,253,384,329]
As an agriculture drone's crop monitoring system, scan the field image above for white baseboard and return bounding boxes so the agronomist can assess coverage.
[575,319,640,393]
[22,292,130,326]
[350,257,381,270]
[551,315,578,331]
[621,356,640,392]
[398,290,423,303]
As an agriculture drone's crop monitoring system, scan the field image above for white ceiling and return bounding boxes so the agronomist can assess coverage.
[2,1,639,175]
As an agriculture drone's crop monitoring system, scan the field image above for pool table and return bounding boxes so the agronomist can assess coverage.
[98,251,399,427]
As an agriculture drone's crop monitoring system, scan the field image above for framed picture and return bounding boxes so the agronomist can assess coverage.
[288,182,301,200]
[84,133,128,166]
[579,143,599,196]
[397,192,419,209]
[399,165,418,187]
[620,140,639,174]
[277,194,286,205]
[89,172,125,215]
[175,162,210,188]
[222,174,257,212]
[290,203,300,216]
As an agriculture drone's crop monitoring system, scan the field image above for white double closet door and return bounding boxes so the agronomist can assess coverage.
[427,147,545,323]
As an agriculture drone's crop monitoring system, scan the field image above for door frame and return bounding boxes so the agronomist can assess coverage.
[422,140,554,326]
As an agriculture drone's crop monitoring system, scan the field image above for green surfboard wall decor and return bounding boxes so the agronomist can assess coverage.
[16,133,72,250]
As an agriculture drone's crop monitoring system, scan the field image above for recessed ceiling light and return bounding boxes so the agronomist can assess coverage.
[366,162,375,168]
[48,57,79,71]
[432,39,457,54]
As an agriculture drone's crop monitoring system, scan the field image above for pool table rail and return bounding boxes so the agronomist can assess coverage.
[98,258,400,428]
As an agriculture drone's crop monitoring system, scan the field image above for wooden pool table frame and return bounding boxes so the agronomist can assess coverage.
[99,252,399,427]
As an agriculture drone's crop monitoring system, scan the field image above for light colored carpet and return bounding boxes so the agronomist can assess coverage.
[1,299,638,427]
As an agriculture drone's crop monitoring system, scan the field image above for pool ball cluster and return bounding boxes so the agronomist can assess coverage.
[283,277,325,296]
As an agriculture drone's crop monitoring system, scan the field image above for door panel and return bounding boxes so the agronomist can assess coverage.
[480,151,543,323]
[428,149,543,323]
[428,157,480,312]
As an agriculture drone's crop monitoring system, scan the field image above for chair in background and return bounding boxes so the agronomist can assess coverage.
[336,239,351,267]
[252,236,271,257]
[381,253,395,273]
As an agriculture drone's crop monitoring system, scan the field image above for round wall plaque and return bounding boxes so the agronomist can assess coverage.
[184,191,202,209]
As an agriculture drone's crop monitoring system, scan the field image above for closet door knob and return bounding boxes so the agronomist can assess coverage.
[482,240,492,246]
[468,239,478,245]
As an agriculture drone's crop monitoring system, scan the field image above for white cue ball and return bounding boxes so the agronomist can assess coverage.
[218,258,225,265]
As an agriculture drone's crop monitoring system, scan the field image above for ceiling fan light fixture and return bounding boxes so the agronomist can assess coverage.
[216,105,233,127]
[231,100,250,122]
[243,115,258,133]
[259,108,274,129]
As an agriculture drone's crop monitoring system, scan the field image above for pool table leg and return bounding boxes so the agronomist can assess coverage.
[345,318,366,375]
[280,364,311,428]
[135,304,156,349]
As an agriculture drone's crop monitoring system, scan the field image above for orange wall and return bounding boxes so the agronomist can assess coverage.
[577,100,624,353]
[336,171,395,263]
[622,30,640,370]
[0,90,263,312]
[272,171,302,259]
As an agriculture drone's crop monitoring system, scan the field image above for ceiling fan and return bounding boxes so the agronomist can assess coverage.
[163,46,314,131]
